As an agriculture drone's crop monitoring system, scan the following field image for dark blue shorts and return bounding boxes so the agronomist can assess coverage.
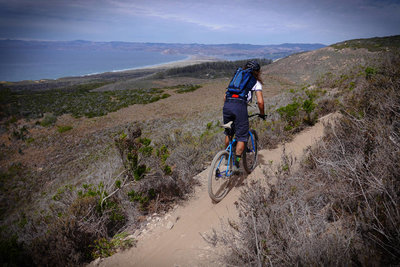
[223,99,249,142]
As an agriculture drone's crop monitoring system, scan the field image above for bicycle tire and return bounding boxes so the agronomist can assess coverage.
[243,129,258,174]
[208,150,231,202]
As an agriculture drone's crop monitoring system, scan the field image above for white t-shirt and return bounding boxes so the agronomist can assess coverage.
[247,80,262,102]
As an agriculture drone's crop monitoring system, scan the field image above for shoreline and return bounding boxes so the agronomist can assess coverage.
[104,55,221,73]
[81,55,192,77]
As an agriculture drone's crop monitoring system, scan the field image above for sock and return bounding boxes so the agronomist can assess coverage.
[235,155,241,167]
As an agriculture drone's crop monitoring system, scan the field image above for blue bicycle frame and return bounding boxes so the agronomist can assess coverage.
[215,130,256,178]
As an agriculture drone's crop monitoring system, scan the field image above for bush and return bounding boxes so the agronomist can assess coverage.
[302,97,317,125]
[57,125,73,133]
[90,233,135,259]
[175,84,202,94]
[277,100,301,130]
[40,113,57,127]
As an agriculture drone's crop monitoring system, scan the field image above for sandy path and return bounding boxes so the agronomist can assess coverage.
[93,113,338,267]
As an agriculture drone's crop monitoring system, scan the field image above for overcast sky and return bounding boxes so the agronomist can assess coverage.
[0,0,399,45]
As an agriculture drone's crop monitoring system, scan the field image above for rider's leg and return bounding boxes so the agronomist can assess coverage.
[236,141,245,156]
[233,141,245,171]
[225,135,229,148]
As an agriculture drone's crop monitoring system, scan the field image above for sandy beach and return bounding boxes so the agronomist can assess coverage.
[123,54,221,71]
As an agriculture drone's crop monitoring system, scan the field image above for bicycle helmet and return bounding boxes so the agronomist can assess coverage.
[245,60,260,71]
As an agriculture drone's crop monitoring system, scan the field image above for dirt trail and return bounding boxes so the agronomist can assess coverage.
[92,113,338,267]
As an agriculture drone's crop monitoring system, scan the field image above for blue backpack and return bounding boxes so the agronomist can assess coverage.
[226,68,257,101]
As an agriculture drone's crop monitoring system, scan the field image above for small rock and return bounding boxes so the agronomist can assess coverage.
[93,257,101,266]
[166,221,174,230]
[133,230,140,237]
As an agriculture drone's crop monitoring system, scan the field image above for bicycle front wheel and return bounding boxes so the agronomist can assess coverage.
[243,129,258,174]
[208,150,231,202]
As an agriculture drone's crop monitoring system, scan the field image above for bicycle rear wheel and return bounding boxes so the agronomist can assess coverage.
[208,150,231,202]
[243,129,258,173]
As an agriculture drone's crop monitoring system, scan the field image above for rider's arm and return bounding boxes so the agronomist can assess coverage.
[255,90,265,116]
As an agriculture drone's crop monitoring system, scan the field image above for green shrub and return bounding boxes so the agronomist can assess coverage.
[40,113,57,127]
[302,98,317,125]
[349,81,356,91]
[133,165,147,181]
[175,85,202,94]
[157,145,170,164]
[128,190,149,206]
[365,66,377,79]
[57,125,73,133]
[302,99,316,114]
[277,101,300,129]
[139,138,152,146]
[139,146,153,156]
[163,165,172,175]
[90,233,135,259]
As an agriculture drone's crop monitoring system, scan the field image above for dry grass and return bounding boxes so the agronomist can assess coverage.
[208,53,400,266]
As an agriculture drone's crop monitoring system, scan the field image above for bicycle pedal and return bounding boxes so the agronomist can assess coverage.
[215,169,221,177]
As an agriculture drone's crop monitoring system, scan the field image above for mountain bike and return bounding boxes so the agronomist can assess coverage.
[208,114,260,202]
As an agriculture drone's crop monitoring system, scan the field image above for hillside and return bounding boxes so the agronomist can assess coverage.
[264,35,400,85]
[0,35,399,266]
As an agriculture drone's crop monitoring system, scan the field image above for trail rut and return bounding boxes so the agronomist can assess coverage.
[92,113,338,267]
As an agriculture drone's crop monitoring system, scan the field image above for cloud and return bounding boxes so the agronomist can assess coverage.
[0,0,399,44]
[102,0,236,30]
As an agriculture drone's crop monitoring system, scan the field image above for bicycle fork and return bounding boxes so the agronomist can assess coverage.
[215,146,235,179]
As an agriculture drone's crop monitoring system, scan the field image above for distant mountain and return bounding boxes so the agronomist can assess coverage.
[0,39,325,60]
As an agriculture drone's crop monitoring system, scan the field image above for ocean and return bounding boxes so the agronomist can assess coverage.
[0,48,187,82]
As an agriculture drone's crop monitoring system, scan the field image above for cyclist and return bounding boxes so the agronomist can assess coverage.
[223,60,265,172]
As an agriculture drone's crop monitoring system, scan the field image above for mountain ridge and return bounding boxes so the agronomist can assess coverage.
[0,39,325,59]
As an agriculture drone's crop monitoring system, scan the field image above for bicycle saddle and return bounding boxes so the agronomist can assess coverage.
[222,121,233,129]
